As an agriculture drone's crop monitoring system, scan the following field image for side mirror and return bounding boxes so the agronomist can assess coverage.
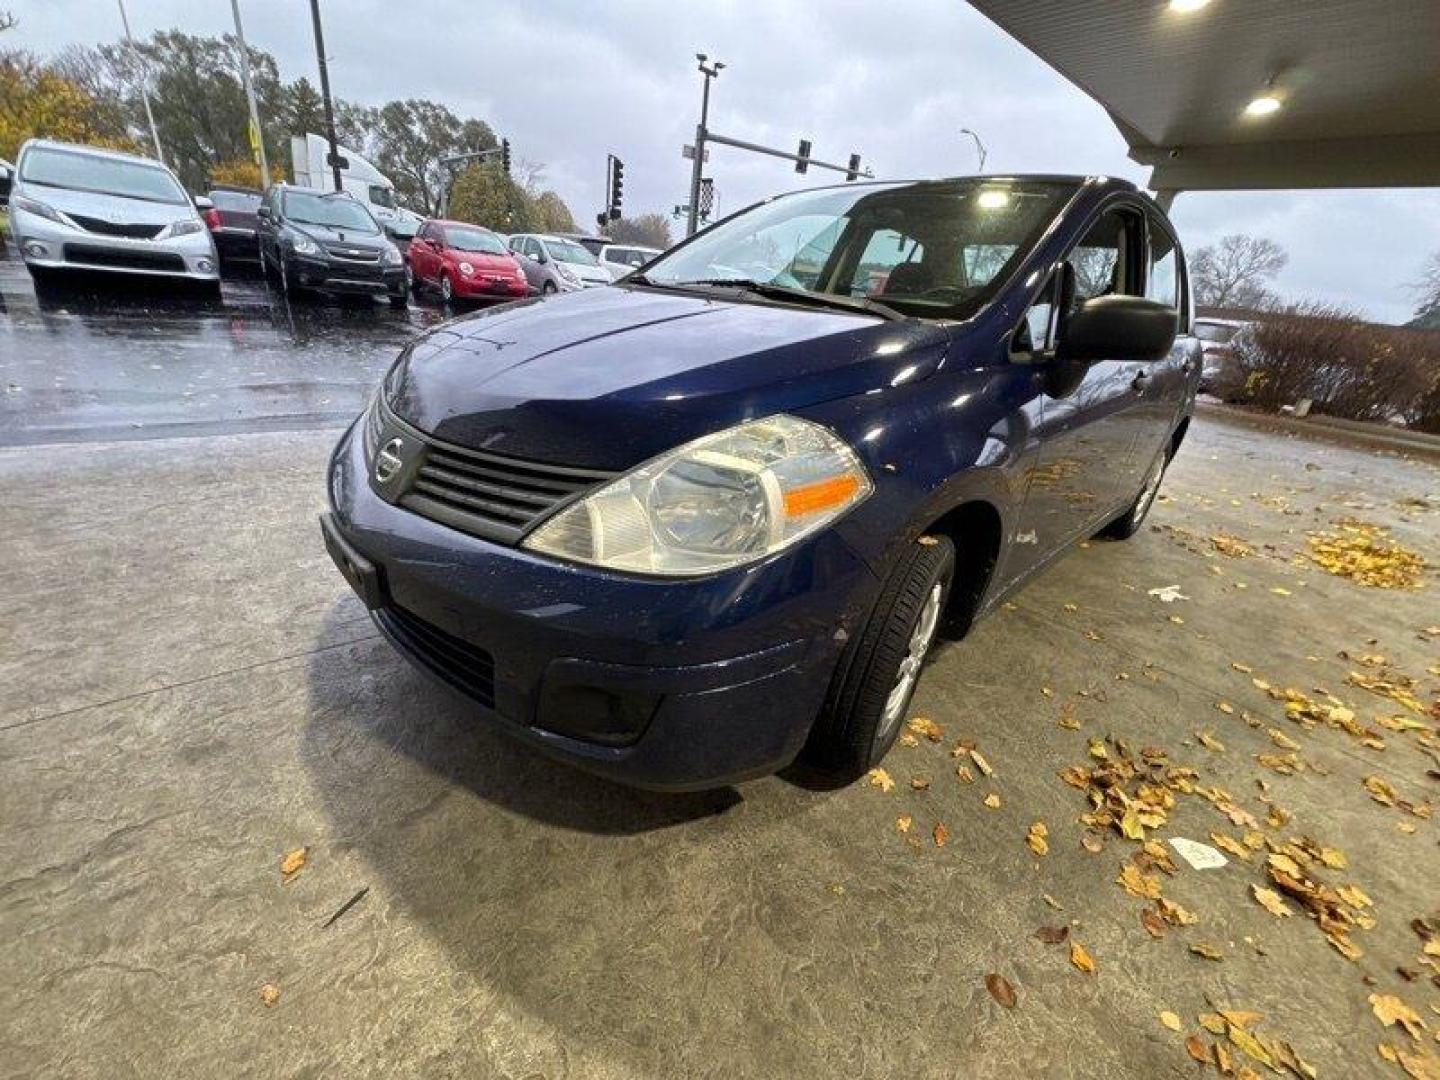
[1058,295,1178,364]
[194,195,214,212]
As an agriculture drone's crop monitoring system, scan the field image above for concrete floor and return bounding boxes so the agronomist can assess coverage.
[2,415,1438,1079]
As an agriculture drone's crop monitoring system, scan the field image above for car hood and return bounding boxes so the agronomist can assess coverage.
[562,260,612,282]
[386,284,949,470]
[453,251,520,271]
[20,184,194,226]
[292,222,387,249]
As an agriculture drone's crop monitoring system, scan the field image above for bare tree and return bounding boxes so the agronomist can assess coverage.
[0,11,16,33]
[1190,234,1287,310]
[1406,251,1440,329]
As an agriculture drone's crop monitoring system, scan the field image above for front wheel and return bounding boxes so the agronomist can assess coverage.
[440,273,454,304]
[803,534,955,779]
[541,280,557,295]
[1101,451,1166,540]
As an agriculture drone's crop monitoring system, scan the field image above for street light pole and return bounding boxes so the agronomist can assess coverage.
[960,127,987,173]
[686,54,723,238]
[115,0,164,164]
[307,0,343,192]
[229,0,270,188]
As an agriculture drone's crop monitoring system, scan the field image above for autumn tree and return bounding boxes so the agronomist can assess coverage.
[531,190,576,233]
[607,213,674,250]
[447,163,533,232]
[1190,234,1287,311]
[0,51,135,161]
[366,100,496,215]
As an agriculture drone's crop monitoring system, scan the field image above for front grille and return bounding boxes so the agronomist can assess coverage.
[63,244,186,272]
[324,244,380,262]
[397,434,616,545]
[68,215,165,240]
[377,604,495,708]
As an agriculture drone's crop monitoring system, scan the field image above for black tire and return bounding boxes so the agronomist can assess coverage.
[1101,450,1166,540]
[440,273,454,304]
[542,280,557,295]
[388,288,408,309]
[279,257,300,299]
[804,534,955,779]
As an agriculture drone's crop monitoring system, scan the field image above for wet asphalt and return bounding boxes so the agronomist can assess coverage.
[0,244,447,447]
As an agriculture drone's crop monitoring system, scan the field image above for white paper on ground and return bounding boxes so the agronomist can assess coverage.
[1148,585,1189,603]
[1169,837,1228,870]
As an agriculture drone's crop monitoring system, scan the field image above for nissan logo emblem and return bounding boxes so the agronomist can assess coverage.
[374,437,405,484]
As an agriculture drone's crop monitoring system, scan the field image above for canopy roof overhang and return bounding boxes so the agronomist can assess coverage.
[970,0,1440,193]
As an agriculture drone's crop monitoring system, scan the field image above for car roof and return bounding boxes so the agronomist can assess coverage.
[431,219,497,231]
[20,138,173,171]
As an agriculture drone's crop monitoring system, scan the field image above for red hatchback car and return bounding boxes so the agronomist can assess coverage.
[408,219,531,304]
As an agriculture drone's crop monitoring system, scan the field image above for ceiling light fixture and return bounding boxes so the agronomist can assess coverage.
[977,190,1010,209]
[1244,94,1283,117]
[1168,0,1211,12]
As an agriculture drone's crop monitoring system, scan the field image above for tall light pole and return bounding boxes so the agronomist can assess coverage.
[116,0,164,163]
[686,54,723,238]
[960,128,987,173]
[229,0,270,188]
[308,0,343,192]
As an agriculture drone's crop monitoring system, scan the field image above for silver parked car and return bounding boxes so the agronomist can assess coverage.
[8,139,220,296]
[599,243,662,280]
[507,233,613,293]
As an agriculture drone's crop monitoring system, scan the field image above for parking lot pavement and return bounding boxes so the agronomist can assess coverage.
[2,415,1438,1078]
[0,251,440,447]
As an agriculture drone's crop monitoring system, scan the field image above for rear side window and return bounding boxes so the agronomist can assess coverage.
[1146,217,1180,311]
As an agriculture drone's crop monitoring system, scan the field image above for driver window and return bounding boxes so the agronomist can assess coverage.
[846,228,924,297]
[1068,209,1139,306]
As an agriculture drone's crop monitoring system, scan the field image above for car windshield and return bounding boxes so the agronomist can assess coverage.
[209,190,261,211]
[386,218,419,239]
[546,238,600,265]
[1195,322,1238,343]
[640,179,1076,320]
[284,190,379,232]
[447,226,508,255]
[20,146,188,205]
[367,185,396,209]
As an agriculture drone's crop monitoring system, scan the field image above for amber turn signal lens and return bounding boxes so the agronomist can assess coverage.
[784,474,862,517]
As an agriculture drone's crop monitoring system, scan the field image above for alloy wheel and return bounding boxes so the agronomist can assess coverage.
[878,580,944,742]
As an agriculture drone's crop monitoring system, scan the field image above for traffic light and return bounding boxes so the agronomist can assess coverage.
[608,156,624,221]
[501,139,511,176]
[846,153,862,182]
[795,139,811,175]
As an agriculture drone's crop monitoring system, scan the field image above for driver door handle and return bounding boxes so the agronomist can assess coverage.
[1131,368,1151,392]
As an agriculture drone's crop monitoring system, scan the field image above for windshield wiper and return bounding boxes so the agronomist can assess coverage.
[667,278,906,321]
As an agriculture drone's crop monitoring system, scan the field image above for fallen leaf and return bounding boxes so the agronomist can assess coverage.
[1026,821,1049,857]
[1189,943,1224,961]
[280,847,308,881]
[896,814,913,834]
[1371,993,1427,1040]
[1227,1024,1275,1069]
[1141,908,1167,938]
[983,792,1001,809]
[1252,885,1293,918]
[259,983,281,1007]
[907,716,944,742]
[868,768,895,793]
[933,822,950,848]
[910,777,930,791]
[1160,1010,1183,1032]
[1197,731,1227,752]
[1186,1036,1210,1063]
[985,972,1017,1008]
[1118,862,1163,899]
[1070,940,1096,974]
[955,764,974,783]
[1035,925,1069,945]
[970,749,994,777]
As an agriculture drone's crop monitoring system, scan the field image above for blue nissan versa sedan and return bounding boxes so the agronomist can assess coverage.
[322,175,1200,789]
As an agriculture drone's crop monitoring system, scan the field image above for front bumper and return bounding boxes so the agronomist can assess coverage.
[13,205,219,281]
[324,420,880,789]
[452,272,529,299]
[289,253,406,294]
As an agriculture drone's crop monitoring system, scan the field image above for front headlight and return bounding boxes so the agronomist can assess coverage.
[290,233,320,256]
[164,219,205,238]
[12,195,68,226]
[382,244,403,266]
[458,261,475,276]
[557,264,580,284]
[523,414,872,576]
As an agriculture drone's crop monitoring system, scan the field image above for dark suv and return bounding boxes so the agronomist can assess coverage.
[322,175,1199,789]
[256,185,407,306]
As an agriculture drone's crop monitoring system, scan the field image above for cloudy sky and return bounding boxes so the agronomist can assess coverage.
[11,0,1440,323]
